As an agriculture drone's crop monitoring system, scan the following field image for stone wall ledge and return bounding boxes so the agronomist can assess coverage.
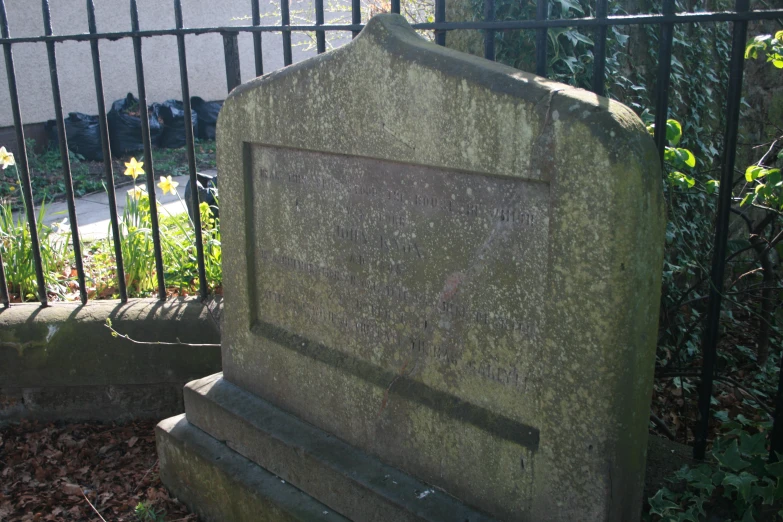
[0,298,222,425]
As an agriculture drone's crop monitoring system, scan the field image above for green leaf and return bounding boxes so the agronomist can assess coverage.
[766,460,783,478]
[767,169,781,186]
[722,472,758,501]
[648,489,680,517]
[668,172,695,189]
[569,31,594,46]
[555,0,583,15]
[676,510,699,522]
[753,482,776,505]
[705,179,719,194]
[746,165,764,182]
[742,506,757,522]
[739,432,767,457]
[715,440,751,472]
[776,30,783,41]
[774,59,783,69]
[675,148,696,168]
[666,119,683,146]
[679,466,716,495]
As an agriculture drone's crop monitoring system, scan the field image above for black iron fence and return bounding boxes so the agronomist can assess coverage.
[1,0,782,461]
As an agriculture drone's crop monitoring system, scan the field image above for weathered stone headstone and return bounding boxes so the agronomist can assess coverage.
[157,14,665,522]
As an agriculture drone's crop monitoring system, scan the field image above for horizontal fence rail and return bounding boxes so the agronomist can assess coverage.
[0,10,782,47]
[0,0,782,464]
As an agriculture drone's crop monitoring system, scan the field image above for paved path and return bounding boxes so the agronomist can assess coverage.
[36,169,216,241]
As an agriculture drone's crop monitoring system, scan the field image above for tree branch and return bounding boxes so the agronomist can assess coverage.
[104,320,220,348]
[656,371,774,416]
[650,410,677,440]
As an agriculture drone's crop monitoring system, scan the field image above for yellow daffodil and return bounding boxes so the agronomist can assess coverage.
[127,186,146,199]
[124,157,145,180]
[157,175,179,195]
[0,146,15,170]
[8,185,15,191]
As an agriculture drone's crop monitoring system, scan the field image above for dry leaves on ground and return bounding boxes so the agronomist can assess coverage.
[0,419,197,522]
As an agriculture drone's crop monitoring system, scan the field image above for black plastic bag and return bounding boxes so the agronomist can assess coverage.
[158,100,198,149]
[190,96,223,140]
[184,171,219,223]
[107,93,162,156]
[63,112,104,161]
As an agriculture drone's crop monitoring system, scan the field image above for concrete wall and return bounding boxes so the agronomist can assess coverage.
[0,0,352,128]
[0,298,222,424]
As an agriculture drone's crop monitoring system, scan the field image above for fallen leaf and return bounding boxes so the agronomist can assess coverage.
[61,483,81,496]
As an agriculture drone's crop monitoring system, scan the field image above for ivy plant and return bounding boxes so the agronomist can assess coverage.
[740,31,783,212]
[649,426,783,521]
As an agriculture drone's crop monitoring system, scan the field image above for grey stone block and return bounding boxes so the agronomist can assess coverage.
[156,414,350,522]
[184,373,496,522]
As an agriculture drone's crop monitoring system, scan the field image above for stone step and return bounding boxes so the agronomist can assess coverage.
[156,414,349,522]
[182,373,497,522]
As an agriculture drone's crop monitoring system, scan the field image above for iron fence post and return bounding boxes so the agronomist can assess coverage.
[42,0,87,304]
[251,0,264,76]
[131,0,167,301]
[653,0,675,161]
[694,0,750,461]
[535,0,548,77]
[592,0,608,96]
[87,0,127,302]
[174,0,208,301]
[483,0,495,61]
[223,32,242,93]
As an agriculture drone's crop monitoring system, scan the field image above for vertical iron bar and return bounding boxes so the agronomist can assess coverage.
[592,0,608,96]
[87,0,126,302]
[435,0,446,46]
[174,0,208,300]
[483,0,495,60]
[0,249,8,307]
[352,0,361,38]
[315,0,325,55]
[251,0,263,76]
[281,0,292,65]
[772,363,783,460]
[222,32,241,92]
[535,0,548,77]
[390,0,401,15]
[42,0,87,304]
[694,0,750,461]
[0,0,47,305]
[131,0,166,301]
[653,0,675,161]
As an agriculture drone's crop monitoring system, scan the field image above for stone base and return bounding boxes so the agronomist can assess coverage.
[157,415,347,522]
[157,373,495,522]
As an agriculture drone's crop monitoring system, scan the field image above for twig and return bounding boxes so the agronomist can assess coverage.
[727,267,763,289]
[650,410,676,440]
[81,489,108,522]
[133,459,159,493]
[168,516,197,522]
[104,321,219,347]
[656,371,775,416]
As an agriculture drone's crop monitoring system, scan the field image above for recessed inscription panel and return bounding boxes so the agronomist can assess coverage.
[251,145,549,396]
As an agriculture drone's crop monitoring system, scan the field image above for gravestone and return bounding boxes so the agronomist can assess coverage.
[157,14,665,522]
